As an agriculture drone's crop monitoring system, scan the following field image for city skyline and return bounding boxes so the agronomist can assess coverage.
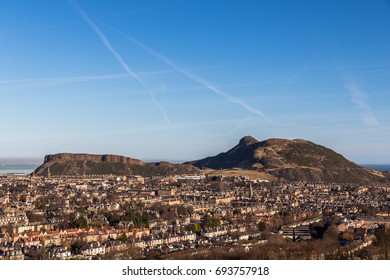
[1,0,390,163]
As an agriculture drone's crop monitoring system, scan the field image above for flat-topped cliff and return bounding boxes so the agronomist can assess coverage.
[34,153,199,177]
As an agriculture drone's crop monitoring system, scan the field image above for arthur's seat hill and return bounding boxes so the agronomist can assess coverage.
[33,136,388,183]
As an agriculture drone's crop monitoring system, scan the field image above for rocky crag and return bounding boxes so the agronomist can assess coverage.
[34,153,199,177]
[188,136,386,183]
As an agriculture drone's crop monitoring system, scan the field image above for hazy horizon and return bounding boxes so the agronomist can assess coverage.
[1,1,390,164]
[1,154,390,166]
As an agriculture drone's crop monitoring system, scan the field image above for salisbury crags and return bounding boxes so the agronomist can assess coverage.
[43,153,145,165]
[34,153,199,177]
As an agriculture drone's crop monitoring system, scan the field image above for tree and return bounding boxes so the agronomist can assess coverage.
[323,225,339,243]
[27,247,49,260]
[119,233,128,243]
[7,224,13,235]
[120,210,150,228]
[26,211,45,223]
[177,205,188,217]
[71,240,87,255]
[69,215,88,228]
[310,222,326,239]
[375,226,390,259]
[191,223,201,233]
[257,221,267,231]
[202,214,220,229]
[141,212,149,227]
[107,213,121,227]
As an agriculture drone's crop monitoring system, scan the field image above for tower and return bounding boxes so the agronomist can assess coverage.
[249,182,253,199]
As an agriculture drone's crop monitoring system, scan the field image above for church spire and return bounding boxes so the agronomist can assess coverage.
[249,182,253,199]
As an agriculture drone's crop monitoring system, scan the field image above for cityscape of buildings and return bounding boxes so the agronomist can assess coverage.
[1,172,389,260]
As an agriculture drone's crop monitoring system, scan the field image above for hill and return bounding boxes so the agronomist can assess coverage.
[33,153,199,177]
[188,136,386,183]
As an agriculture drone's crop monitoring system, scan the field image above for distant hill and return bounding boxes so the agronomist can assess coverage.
[33,137,388,183]
[33,153,199,177]
[188,136,386,183]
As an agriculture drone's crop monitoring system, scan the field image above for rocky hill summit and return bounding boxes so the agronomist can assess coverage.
[189,136,386,183]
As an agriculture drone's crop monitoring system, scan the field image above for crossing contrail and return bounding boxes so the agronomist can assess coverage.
[105,25,271,123]
[68,0,171,125]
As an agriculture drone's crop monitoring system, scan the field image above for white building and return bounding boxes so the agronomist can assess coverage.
[80,242,106,256]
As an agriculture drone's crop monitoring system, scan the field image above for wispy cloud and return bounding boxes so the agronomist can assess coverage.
[227,115,254,136]
[287,53,321,86]
[104,25,271,123]
[344,81,380,126]
[68,0,171,125]
[335,61,380,127]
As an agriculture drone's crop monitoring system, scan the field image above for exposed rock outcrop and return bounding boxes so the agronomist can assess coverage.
[34,153,199,177]
[188,136,386,183]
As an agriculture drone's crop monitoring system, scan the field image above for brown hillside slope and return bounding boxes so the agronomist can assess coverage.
[189,136,386,183]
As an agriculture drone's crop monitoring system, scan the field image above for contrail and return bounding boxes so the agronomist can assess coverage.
[0,73,128,84]
[0,69,176,85]
[0,72,176,93]
[68,0,171,125]
[105,25,271,123]
[0,73,129,92]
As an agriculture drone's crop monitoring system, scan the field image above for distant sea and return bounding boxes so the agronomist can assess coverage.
[0,164,40,175]
[361,164,390,172]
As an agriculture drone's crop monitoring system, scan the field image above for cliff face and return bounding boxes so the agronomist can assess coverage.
[189,136,386,183]
[34,153,199,177]
[43,153,144,165]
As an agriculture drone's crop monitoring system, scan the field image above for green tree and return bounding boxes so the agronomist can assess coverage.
[7,224,13,235]
[70,215,88,228]
[119,232,128,243]
[107,213,121,226]
[191,223,201,233]
[202,214,221,229]
[71,240,87,255]
[141,212,149,227]
[257,221,267,231]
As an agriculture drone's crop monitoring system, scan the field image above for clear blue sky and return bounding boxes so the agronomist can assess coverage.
[0,0,389,163]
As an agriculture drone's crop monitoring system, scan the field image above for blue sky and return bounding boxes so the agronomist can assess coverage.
[0,0,389,163]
